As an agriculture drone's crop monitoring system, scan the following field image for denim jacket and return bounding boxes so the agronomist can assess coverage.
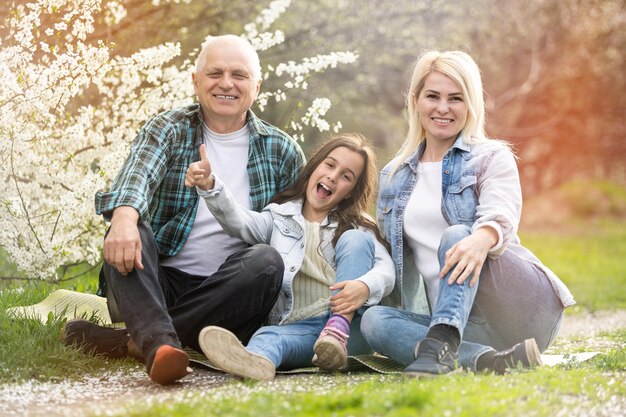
[200,174,396,325]
[377,135,575,314]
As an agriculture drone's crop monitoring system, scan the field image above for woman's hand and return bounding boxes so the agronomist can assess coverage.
[330,280,370,315]
[439,227,498,287]
[185,144,214,190]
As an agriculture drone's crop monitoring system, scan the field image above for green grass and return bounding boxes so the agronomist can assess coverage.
[520,220,626,311]
[96,347,626,417]
[0,265,136,383]
[120,377,431,417]
[0,220,624,383]
[0,217,625,416]
[560,179,626,218]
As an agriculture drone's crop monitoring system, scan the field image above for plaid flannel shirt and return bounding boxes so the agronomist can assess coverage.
[95,103,305,256]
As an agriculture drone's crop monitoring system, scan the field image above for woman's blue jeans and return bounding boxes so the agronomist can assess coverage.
[245,229,375,369]
[361,224,564,371]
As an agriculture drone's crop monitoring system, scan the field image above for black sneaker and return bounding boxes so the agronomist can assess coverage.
[493,338,543,374]
[61,318,130,358]
[403,337,461,378]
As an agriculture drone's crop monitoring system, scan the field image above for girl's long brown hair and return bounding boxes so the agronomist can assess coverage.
[272,133,390,251]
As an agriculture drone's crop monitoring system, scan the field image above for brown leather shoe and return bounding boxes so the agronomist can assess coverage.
[147,345,192,385]
[61,318,130,358]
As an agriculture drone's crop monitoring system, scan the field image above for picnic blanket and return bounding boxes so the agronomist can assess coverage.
[7,290,601,371]
[186,349,405,374]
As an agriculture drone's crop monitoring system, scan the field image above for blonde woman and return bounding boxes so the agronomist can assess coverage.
[361,50,574,377]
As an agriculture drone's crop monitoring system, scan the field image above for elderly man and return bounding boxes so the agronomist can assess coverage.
[62,35,305,385]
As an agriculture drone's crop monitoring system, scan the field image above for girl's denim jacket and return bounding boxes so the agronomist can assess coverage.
[200,175,396,325]
[377,135,575,314]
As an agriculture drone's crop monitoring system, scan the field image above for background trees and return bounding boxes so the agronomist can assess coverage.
[261,0,625,193]
[1,0,624,280]
[61,0,626,189]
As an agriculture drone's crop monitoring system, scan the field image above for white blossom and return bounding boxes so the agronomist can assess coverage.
[243,0,290,51]
[247,30,285,52]
[0,0,356,281]
[275,51,359,84]
[245,0,291,33]
[104,1,127,26]
[300,98,333,133]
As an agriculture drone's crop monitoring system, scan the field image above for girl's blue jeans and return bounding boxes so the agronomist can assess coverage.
[361,224,564,371]
[245,229,374,369]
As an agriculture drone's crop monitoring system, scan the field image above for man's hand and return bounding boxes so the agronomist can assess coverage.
[185,144,214,190]
[330,280,370,315]
[103,206,143,276]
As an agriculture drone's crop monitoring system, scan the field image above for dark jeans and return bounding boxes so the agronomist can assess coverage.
[101,221,284,358]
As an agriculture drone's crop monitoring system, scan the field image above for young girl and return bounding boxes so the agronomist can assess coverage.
[185,134,394,380]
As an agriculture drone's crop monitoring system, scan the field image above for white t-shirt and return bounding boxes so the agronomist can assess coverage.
[160,123,251,276]
[403,162,449,307]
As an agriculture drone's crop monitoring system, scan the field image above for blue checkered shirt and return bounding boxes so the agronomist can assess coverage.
[95,104,305,256]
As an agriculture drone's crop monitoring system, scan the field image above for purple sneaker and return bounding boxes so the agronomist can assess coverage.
[312,326,349,371]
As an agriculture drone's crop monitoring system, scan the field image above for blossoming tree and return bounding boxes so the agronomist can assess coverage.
[0,0,357,281]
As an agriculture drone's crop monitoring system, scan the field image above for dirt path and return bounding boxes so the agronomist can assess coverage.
[1,310,625,417]
[558,309,626,338]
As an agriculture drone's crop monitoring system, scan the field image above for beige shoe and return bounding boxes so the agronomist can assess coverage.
[198,326,275,381]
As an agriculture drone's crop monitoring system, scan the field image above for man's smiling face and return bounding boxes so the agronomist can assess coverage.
[192,38,261,133]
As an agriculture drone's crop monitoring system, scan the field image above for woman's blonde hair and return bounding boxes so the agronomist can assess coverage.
[392,50,488,173]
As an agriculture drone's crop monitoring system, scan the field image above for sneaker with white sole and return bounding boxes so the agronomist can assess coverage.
[198,326,275,381]
[312,326,349,371]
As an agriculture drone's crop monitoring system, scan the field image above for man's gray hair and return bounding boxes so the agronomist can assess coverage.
[195,35,262,81]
